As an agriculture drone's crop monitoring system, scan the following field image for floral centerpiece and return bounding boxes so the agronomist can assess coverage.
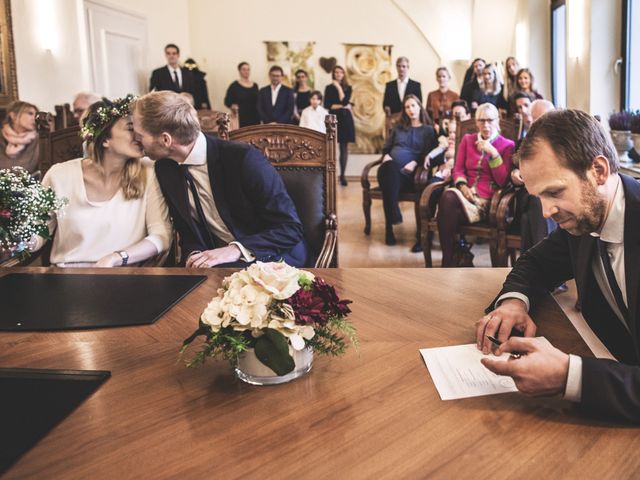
[181,262,357,384]
[0,167,66,259]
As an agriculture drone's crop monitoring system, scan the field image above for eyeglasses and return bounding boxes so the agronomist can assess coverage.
[476,118,497,123]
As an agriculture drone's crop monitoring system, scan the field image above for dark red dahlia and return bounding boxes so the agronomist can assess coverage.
[288,277,352,325]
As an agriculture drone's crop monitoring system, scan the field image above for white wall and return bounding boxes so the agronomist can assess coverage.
[188,0,441,111]
[12,0,191,111]
[10,0,622,118]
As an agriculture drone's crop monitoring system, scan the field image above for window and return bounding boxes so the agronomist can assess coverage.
[622,0,640,110]
[551,1,567,108]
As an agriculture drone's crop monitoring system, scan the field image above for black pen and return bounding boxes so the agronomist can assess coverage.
[485,335,524,359]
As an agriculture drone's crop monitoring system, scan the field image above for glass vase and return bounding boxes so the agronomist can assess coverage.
[235,347,313,385]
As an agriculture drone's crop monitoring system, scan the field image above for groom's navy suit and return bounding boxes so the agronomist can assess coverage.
[155,134,307,267]
[490,174,640,423]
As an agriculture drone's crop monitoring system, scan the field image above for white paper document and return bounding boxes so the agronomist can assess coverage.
[420,343,517,400]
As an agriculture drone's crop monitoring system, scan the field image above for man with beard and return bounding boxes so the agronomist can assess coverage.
[476,109,640,423]
[130,91,307,268]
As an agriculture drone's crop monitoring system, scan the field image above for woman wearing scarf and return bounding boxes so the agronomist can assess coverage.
[0,101,39,173]
[436,103,514,267]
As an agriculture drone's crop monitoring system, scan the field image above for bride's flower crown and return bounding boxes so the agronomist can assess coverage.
[80,94,136,141]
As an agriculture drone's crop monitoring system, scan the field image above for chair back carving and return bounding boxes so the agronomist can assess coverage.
[37,112,84,176]
[54,103,77,130]
[218,114,338,267]
[197,109,228,136]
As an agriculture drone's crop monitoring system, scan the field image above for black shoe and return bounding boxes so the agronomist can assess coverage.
[410,242,423,253]
[340,177,348,186]
[385,229,396,246]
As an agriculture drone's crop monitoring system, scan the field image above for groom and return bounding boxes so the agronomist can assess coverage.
[131,91,307,268]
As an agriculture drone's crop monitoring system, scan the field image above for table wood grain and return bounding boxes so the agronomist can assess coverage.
[1,267,638,479]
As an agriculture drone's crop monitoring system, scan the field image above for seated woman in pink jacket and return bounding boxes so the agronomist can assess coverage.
[436,103,514,267]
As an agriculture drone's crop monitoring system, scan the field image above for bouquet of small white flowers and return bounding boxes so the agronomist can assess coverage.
[0,167,66,258]
[182,262,357,376]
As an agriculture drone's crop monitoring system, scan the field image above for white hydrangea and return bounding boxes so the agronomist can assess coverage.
[200,262,316,350]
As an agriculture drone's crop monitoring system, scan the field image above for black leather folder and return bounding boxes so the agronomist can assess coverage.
[0,273,207,331]
[0,368,110,474]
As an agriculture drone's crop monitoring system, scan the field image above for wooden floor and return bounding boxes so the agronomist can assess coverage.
[337,177,492,268]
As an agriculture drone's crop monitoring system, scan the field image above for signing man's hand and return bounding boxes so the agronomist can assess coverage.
[481,337,570,396]
[186,245,242,268]
[476,298,537,354]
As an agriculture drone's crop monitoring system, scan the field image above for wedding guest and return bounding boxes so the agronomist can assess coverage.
[149,44,195,97]
[299,91,328,133]
[460,58,486,110]
[509,68,543,115]
[383,57,422,115]
[183,58,211,109]
[472,64,508,113]
[224,62,260,127]
[451,100,471,123]
[72,92,101,122]
[426,67,459,127]
[377,95,437,249]
[502,56,519,103]
[35,96,172,267]
[511,98,557,252]
[293,69,312,123]
[131,91,306,268]
[257,65,295,124]
[437,103,514,267]
[325,65,355,186]
[179,92,195,107]
[0,101,39,173]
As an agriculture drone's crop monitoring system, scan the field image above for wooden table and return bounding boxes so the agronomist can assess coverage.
[1,268,638,479]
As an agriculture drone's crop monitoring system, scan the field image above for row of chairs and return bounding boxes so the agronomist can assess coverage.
[361,116,523,268]
[3,111,339,269]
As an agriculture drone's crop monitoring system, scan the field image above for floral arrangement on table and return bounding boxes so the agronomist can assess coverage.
[0,167,66,259]
[181,262,357,376]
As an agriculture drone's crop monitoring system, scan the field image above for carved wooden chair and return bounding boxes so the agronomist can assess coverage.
[36,112,84,177]
[54,103,77,130]
[218,113,338,268]
[419,117,518,267]
[362,108,429,245]
[197,109,229,136]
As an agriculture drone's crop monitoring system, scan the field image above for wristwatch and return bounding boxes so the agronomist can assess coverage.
[116,250,129,266]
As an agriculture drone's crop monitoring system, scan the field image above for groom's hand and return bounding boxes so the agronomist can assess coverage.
[476,298,537,354]
[186,245,241,268]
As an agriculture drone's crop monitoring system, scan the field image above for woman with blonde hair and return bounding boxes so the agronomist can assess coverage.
[0,100,39,173]
[34,95,172,267]
[472,64,508,112]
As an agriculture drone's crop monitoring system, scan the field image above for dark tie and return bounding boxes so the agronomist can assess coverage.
[596,238,629,322]
[181,165,217,249]
[173,69,180,90]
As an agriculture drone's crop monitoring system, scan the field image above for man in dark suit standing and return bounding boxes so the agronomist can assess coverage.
[257,65,294,124]
[149,44,195,97]
[477,109,640,423]
[383,57,422,115]
[131,91,307,268]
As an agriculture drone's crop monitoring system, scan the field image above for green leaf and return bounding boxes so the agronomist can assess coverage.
[254,329,295,376]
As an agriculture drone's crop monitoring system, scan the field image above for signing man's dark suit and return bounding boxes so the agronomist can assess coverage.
[154,133,307,267]
[256,84,294,124]
[383,79,422,114]
[149,66,195,94]
[491,173,640,422]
